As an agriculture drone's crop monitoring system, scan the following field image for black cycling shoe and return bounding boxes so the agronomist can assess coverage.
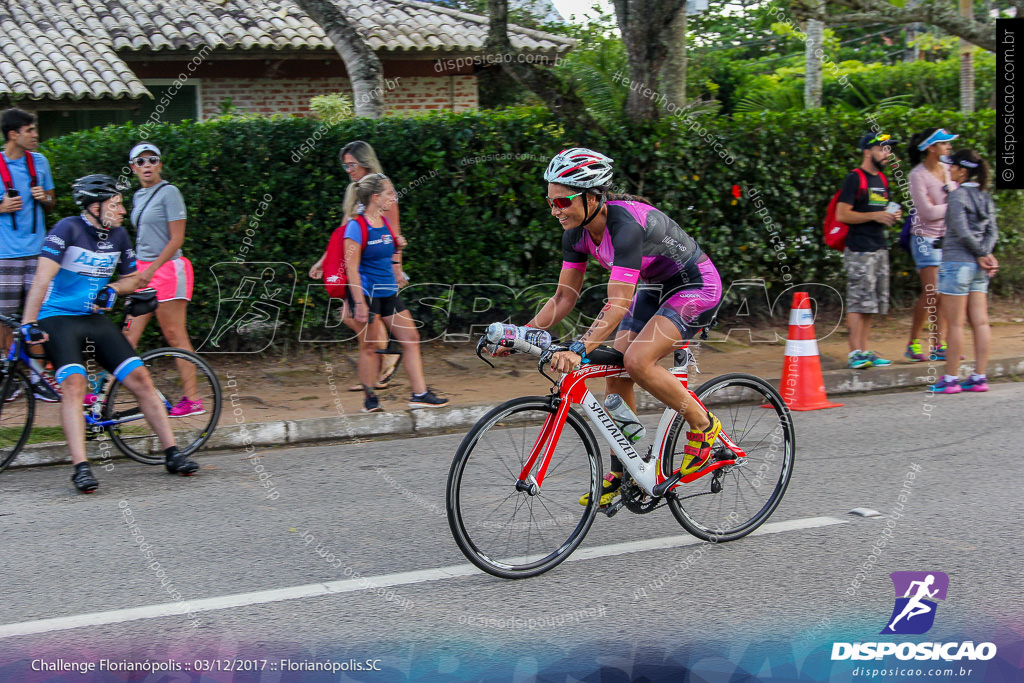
[71,462,99,493]
[165,449,200,475]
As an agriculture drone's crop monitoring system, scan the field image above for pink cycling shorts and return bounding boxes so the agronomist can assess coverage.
[136,257,194,302]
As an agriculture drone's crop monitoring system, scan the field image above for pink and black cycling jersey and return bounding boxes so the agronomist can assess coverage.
[560,200,703,284]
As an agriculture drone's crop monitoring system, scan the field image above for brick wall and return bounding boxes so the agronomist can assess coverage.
[199,75,478,119]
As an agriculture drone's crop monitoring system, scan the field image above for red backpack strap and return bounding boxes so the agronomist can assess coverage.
[354,214,370,250]
[0,153,13,190]
[24,151,37,186]
[878,172,889,190]
[853,168,868,199]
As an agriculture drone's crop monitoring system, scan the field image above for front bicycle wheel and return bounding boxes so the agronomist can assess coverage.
[663,373,795,542]
[104,348,222,464]
[0,369,35,473]
[447,397,602,579]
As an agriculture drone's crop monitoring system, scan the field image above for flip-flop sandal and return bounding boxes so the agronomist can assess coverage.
[348,381,390,392]
[377,353,402,386]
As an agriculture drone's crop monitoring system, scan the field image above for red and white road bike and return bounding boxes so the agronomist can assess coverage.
[446,334,795,579]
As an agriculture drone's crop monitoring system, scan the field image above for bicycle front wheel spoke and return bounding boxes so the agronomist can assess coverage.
[664,374,795,542]
[447,398,601,579]
[105,348,222,464]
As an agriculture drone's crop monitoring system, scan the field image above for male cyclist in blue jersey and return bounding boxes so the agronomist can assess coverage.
[20,175,199,493]
[523,148,724,508]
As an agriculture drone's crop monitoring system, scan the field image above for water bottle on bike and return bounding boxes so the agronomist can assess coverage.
[603,393,646,443]
[484,323,552,354]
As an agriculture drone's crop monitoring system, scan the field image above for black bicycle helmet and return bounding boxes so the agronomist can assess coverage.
[71,174,120,208]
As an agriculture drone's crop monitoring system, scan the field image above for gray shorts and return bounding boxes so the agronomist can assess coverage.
[0,257,37,316]
[843,249,889,315]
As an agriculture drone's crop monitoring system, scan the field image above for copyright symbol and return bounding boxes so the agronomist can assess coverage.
[1003,168,1015,182]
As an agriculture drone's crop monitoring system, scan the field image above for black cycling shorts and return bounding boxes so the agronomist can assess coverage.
[38,314,143,384]
[348,294,408,323]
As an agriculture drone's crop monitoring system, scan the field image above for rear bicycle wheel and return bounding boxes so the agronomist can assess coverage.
[104,348,222,464]
[664,373,795,542]
[0,368,35,473]
[447,397,602,579]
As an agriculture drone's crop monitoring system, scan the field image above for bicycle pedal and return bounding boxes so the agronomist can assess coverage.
[601,499,625,517]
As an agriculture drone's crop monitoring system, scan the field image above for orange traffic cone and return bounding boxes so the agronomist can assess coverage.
[778,292,843,411]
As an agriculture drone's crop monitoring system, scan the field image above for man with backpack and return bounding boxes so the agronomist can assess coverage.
[0,108,60,401]
[834,132,902,369]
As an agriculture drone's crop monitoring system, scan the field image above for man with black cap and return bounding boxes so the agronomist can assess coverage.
[836,132,902,370]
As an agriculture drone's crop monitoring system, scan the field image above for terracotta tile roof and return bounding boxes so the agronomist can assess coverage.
[1,0,573,101]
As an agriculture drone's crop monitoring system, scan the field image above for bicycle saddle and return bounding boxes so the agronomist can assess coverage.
[585,345,624,367]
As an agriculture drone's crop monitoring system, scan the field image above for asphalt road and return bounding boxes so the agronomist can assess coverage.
[1,383,1022,682]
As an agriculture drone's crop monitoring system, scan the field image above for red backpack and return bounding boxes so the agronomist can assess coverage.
[323,215,397,299]
[823,168,888,251]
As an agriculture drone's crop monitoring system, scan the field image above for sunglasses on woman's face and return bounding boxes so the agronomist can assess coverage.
[132,156,160,167]
[342,162,361,170]
[545,192,583,210]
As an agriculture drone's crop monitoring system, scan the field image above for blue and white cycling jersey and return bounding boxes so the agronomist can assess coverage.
[38,216,136,319]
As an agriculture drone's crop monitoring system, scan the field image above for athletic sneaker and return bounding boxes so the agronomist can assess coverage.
[71,462,99,493]
[863,351,892,367]
[579,472,621,507]
[961,374,989,392]
[928,377,962,394]
[3,383,22,402]
[904,340,927,362]
[363,394,383,413]
[30,377,61,402]
[165,448,200,475]
[848,351,872,369]
[681,411,723,474]
[409,390,449,408]
[170,397,205,417]
[930,343,947,361]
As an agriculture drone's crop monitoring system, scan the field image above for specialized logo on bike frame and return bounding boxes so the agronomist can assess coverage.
[881,571,949,635]
[199,262,296,353]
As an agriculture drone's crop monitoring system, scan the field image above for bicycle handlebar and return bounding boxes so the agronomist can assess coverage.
[0,312,20,331]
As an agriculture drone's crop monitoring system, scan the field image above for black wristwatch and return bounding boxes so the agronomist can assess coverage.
[568,340,588,360]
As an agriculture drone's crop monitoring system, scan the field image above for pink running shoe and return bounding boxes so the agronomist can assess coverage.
[170,397,205,417]
[960,375,989,392]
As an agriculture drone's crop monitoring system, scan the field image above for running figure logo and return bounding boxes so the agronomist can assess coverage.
[881,571,949,635]
[199,262,295,353]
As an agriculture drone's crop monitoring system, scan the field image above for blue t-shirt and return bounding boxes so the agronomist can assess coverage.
[343,217,397,298]
[38,216,137,319]
[0,151,56,258]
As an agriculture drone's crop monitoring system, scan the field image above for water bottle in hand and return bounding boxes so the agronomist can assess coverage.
[485,323,552,351]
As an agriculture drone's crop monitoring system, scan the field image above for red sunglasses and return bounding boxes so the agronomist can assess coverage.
[545,192,584,210]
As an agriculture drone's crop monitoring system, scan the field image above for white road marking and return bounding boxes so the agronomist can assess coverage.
[0,515,845,638]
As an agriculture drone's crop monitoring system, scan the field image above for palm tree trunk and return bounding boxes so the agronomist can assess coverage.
[291,0,384,117]
[959,0,975,113]
[804,6,825,109]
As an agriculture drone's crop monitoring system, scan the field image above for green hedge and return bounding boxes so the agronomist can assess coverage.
[733,55,997,112]
[39,107,1019,348]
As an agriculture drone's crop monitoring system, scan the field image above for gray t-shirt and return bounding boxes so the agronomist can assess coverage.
[131,181,186,261]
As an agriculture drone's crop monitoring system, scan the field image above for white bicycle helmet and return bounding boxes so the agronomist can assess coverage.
[544,148,614,189]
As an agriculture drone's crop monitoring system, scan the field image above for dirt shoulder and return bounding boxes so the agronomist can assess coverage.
[208,299,1024,423]
[26,300,1024,428]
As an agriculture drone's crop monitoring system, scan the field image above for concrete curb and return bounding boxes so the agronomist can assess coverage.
[10,355,1023,470]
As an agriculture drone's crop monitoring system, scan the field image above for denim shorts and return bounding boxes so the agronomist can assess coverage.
[938,261,989,295]
[911,235,942,269]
